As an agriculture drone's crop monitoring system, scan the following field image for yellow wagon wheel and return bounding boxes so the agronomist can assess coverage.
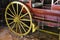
[5,1,32,36]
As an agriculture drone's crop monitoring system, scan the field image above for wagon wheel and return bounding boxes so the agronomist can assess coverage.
[5,1,32,36]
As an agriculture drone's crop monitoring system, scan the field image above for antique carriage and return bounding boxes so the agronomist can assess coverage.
[0,0,60,36]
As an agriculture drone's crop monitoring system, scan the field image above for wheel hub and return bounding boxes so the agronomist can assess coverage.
[14,15,20,22]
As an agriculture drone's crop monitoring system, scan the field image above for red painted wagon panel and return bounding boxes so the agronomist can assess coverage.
[19,0,60,27]
[51,5,60,11]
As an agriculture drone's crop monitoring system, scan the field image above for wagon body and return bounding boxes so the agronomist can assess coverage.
[19,0,60,27]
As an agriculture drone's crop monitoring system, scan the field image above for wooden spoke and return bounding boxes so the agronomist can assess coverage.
[19,6,24,16]
[7,13,14,17]
[8,8,15,16]
[12,4,16,15]
[20,21,29,28]
[7,18,14,20]
[20,13,28,18]
[9,21,14,25]
[16,23,18,32]
[20,19,30,21]
[17,3,18,15]
[18,23,22,34]
[12,23,16,29]
[20,23,26,32]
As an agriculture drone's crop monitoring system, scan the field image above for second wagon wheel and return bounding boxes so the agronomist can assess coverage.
[5,1,32,36]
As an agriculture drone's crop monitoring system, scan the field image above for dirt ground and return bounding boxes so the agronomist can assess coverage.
[0,27,59,40]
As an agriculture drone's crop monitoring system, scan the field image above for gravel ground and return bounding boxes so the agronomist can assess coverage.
[0,27,59,40]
